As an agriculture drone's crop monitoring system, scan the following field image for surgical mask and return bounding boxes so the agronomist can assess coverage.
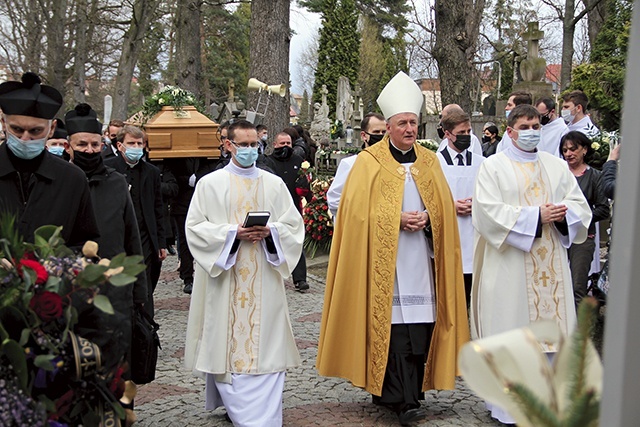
[561,108,575,124]
[482,135,491,144]
[515,129,541,151]
[505,110,511,119]
[6,132,47,160]
[540,113,552,126]
[48,146,65,157]
[124,147,144,163]
[273,146,293,160]
[260,134,268,142]
[452,134,471,152]
[365,132,384,147]
[234,146,259,167]
[73,150,104,175]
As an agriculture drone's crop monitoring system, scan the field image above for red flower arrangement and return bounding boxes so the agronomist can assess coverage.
[303,178,334,257]
[0,216,146,426]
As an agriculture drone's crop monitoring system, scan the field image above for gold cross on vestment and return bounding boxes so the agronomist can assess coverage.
[531,182,541,197]
[239,292,248,308]
[540,271,550,287]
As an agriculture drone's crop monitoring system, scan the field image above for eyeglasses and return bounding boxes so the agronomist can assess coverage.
[229,140,259,149]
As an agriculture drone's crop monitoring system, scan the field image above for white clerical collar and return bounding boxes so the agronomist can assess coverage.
[389,139,412,155]
[225,159,259,178]
[505,141,538,163]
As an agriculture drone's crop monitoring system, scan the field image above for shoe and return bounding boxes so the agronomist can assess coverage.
[224,412,232,423]
[294,281,309,292]
[167,245,176,255]
[397,407,427,426]
[183,280,193,294]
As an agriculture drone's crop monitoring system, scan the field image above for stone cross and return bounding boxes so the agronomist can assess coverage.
[321,85,328,109]
[522,21,544,60]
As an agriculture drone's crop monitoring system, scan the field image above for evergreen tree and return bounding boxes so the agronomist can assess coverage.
[569,0,631,130]
[303,0,360,119]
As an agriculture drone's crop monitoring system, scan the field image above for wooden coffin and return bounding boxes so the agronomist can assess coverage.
[143,106,220,159]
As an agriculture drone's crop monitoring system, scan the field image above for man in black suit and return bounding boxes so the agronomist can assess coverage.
[105,124,166,318]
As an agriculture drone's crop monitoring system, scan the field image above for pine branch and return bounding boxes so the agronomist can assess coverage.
[564,389,598,427]
[508,382,561,427]
[566,299,598,404]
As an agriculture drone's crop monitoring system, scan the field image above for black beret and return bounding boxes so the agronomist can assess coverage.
[0,72,63,119]
[65,103,102,135]
[51,118,67,139]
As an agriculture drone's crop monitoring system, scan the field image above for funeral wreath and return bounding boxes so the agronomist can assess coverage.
[0,215,146,427]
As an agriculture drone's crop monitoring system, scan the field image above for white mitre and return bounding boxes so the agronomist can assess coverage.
[376,71,424,120]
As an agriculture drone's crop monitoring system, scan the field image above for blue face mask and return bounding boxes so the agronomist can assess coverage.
[515,129,541,151]
[48,146,65,157]
[505,109,511,119]
[124,147,144,163]
[6,132,47,160]
[234,146,259,167]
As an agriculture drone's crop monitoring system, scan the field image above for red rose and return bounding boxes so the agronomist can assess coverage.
[19,259,49,285]
[29,291,64,322]
[322,205,328,211]
[329,231,333,236]
[318,226,323,231]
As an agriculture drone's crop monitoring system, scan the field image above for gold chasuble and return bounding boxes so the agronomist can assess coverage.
[316,137,470,396]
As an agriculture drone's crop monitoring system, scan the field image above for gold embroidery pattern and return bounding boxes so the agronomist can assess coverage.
[227,174,263,372]
[365,142,403,391]
[512,160,568,350]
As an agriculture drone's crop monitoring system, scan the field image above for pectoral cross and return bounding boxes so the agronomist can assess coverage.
[531,182,541,197]
[540,271,550,287]
[239,292,248,308]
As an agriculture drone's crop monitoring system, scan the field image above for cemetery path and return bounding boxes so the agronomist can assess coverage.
[135,255,501,427]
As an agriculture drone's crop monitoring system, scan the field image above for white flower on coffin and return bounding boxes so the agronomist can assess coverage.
[459,310,603,427]
[301,161,311,170]
[158,98,165,105]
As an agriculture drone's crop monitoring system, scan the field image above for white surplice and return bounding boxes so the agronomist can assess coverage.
[568,115,600,138]
[471,145,592,346]
[437,146,484,273]
[326,154,357,217]
[184,161,304,426]
[391,163,436,324]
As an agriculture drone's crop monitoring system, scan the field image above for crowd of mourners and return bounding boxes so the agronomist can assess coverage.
[0,71,619,427]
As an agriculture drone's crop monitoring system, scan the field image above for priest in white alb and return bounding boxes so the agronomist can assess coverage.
[471,104,592,424]
[184,120,304,427]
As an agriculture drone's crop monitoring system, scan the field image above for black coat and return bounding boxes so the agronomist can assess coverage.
[576,167,610,235]
[164,158,207,216]
[0,143,99,247]
[264,153,308,211]
[105,155,165,254]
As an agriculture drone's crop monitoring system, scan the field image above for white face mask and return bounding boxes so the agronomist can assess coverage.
[561,108,575,124]
[514,129,541,151]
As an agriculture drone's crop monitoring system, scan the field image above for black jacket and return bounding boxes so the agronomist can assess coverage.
[0,143,99,247]
[576,167,610,235]
[164,158,209,216]
[601,160,617,200]
[105,155,165,254]
[264,153,308,211]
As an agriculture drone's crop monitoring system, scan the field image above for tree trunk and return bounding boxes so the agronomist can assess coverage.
[112,0,161,120]
[45,0,69,95]
[248,0,290,145]
[561,0,576,91]
[433,0,485,113]
[584,0,608,51]
[173,0,204,100]
[73,0,88,104]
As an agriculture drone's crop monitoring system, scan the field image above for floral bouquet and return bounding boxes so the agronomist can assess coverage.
[417,139,440,153]
[140,85,205,123]
[587,130,618,170]
[0,216,146,426]
[302,178,334,258]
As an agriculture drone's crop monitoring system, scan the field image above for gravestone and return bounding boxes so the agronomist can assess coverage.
[310,85,331,144]
[512,22,553,102]
[335,76,353,125]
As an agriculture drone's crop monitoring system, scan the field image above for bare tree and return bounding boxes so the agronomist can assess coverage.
[112,0,162,119]
[248,0,291,139]
[432,0,486,113]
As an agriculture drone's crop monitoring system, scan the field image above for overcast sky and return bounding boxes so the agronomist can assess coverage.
[289,4,321,95]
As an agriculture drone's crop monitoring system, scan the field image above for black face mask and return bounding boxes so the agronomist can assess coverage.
[273,146,293,160]
[365,132,385,147]
[540,113,552,126]
[437,123,445,139]
[453,134,471,152]
[110,137,118,145]
[482,135,492,144]
[73,150,104,176]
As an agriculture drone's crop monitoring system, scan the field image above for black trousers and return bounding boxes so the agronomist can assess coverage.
[463,273,472,309]
[292,251,307,283]
[141,233,162,319]
[173,214,194,283]
[372,323,435,412]
[567,236,596,308]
